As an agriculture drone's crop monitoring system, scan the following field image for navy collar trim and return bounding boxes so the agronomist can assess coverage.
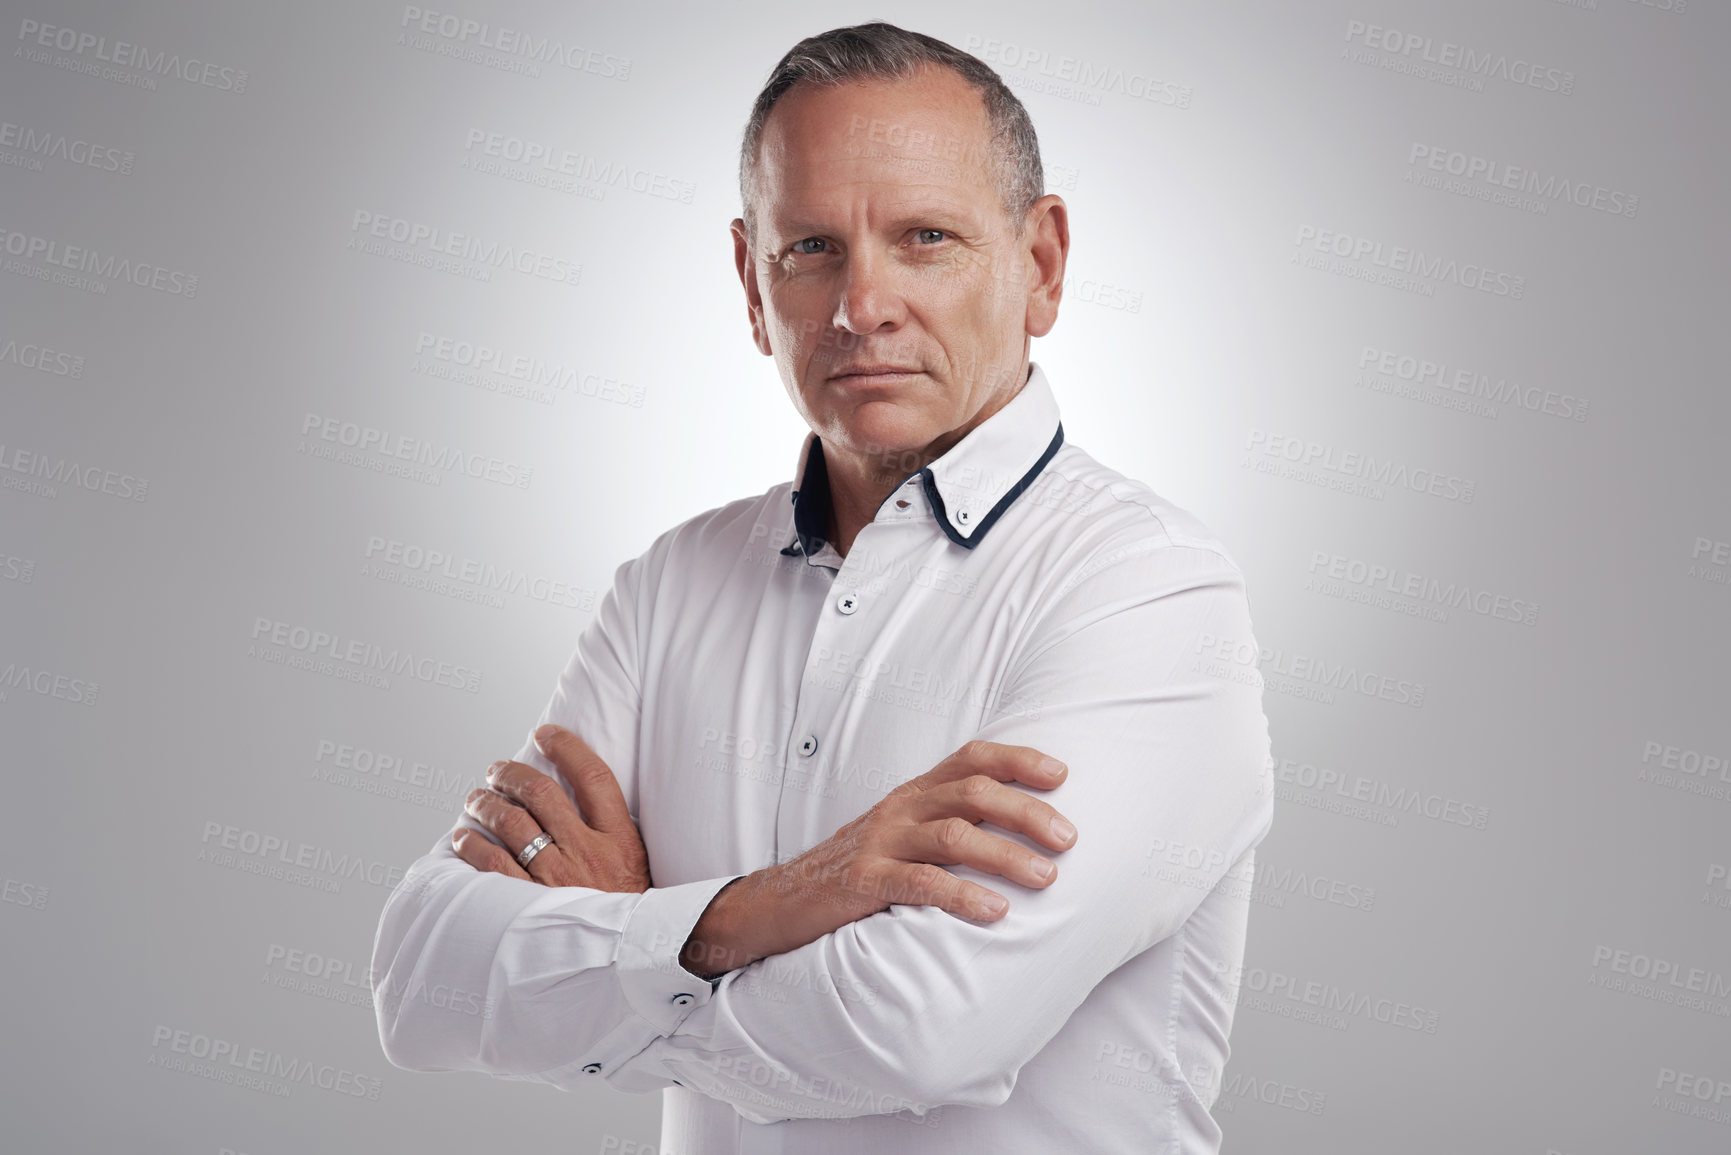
[781,422,1066,556]
[923,421,1064,550]
[781,434,834,558]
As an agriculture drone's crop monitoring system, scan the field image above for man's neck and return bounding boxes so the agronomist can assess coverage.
[821,361,1030,558]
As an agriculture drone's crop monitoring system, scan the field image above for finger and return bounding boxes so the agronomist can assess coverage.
[486,759,593,849]
[892,816,1059,890]
[451,828,532,881]
[907,773,1078,852]
[901,739,1069,796]
[887,861,1011,922]
[536,724,636,836]
[464,787,549,860]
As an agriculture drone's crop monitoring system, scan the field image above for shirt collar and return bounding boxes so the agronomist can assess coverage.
[782,361,1065,557]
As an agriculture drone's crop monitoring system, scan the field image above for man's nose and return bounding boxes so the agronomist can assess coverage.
[832,250,902,335]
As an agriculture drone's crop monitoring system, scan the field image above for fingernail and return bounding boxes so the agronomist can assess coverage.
[979,894,1008,918]
[1049,817,1076,843]
[534,723,560,746]
[486,761,505,780]
[1030,857,1055,881]
[1039,756,1067,778]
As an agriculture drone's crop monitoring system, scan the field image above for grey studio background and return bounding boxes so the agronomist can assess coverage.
[2,0,1726,1152]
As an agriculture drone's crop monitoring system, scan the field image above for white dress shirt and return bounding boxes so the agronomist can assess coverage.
[371,361,1274,1154]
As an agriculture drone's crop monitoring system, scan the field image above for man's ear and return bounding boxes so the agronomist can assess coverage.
[731,217,774,356]
[1022,195,1070,339]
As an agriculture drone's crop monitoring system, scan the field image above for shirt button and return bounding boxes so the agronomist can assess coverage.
[672,993,695,1007]
[582,1063,602,1075]
[956,508,973,525]
[799,735,819,757]
[836,593,859,615]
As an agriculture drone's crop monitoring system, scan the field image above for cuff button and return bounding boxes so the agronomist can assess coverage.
[582,1063,602,1075]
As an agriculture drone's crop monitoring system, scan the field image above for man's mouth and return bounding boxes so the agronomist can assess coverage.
[828,364,923,384]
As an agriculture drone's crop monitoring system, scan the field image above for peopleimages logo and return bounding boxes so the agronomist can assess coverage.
[363,534,598,611]
[1357,345,1588,422]
[0,336,85,377]
[0,551,35,584]
[1342,19,1575,94]
[1270,753,1491,831]
[962,35,1192,108]
[1215,961,1441,1033]
[0,441,148,501]
[0,660,99,706]
[299,412,533,489]
[16,19,249,92]
[148,1025,381,1100]
[1591,945,1731,1000]
[398,6,632,79]
[1244,428,1475,504]
[1195,633,1426,709]
[1252,861,1377,911]
[1690,536,1731,588]
[0,118,134,174]
[1654,1067,1731,1126]
[249,615,484,693]
[200,819,409,891]
[1306,549,1539,627]
[461,129,694,203]
[263,942,378,1010]
[315,738,475,795]
[413,331,645,407]
[1194,1065,1328,1116]
[1408,144,1637,218]
[0,225,198,296]
[1294,225,1526,299]
[348,210,581,287]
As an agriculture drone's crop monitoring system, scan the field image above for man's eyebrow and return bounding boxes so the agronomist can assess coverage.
[763,205,982,240]
[880,206,980,231]
[760,217,831,241]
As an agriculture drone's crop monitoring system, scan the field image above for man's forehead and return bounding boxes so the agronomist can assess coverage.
[756,79,996,226]
[759,68,994,170]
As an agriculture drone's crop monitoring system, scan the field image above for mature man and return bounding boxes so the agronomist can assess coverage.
[372,22,1272,1154]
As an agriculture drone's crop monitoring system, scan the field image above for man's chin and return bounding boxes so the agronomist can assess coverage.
[825,401,943,463]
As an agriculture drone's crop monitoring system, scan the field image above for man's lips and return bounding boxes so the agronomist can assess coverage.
[827,366,923,384]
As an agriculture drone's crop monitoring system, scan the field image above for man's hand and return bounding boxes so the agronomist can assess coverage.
[452,723,651,893]
[681,740,1076,979]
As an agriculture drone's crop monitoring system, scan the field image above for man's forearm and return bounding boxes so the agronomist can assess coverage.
[680,867,830,979]
[677,750,1074,981]
[678,860,881,979]
[680,874,762,979]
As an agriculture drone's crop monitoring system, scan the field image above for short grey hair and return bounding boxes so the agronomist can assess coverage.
[738,21,1044,248]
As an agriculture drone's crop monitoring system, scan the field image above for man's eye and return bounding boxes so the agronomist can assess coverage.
[793,238,828,255]
[915,229,946,244]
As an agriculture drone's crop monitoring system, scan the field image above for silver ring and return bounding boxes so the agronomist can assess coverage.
[517,832,554,868]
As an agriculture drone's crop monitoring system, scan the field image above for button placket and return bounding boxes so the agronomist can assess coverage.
[778,529,884,857]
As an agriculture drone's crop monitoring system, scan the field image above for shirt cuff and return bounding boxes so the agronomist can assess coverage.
[614,874,745,1036]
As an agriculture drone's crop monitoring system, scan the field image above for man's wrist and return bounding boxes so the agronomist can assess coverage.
[680,868,779,980]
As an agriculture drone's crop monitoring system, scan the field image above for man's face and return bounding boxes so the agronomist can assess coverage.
[734,65,1047,464]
